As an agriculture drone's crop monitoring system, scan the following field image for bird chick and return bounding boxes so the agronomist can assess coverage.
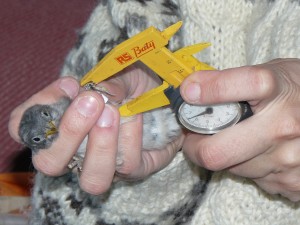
[18,98,70,153]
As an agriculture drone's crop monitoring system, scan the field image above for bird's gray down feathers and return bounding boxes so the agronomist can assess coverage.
[19,97,70,153]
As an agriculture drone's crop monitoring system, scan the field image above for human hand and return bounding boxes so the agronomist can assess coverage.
[9,65,183,195]
[180,58,300,201]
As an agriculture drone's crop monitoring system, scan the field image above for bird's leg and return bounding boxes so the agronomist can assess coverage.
[68,155,84,173]
[83,82,115,96]
[83,82,114,104]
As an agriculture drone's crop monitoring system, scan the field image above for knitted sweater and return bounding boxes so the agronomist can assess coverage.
[31,0,300,224]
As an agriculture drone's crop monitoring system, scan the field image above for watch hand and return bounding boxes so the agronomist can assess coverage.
[188,107,213,119]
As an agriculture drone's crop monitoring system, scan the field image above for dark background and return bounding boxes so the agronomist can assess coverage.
[0,0,96,171]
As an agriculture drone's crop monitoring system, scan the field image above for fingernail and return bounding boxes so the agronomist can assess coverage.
[75,96,99,117]
[184,82,201,103]
[59,78,79,99]
[97,105,114,127]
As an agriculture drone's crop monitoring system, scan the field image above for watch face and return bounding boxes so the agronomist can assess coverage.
[178,102,242,134]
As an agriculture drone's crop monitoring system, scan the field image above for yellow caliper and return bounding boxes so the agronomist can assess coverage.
[80,21,214,116]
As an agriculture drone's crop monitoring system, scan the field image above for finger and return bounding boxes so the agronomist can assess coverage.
[272,141,300,172]
[138,134,185,177]
[183,115,274,171]
[254,169,300,202]
[252,176,281,196]
[115,114,144,177]
[114,134,184,181]
[229,138,300,178]
[180,66,278,105]
[96,80,128,104]
[274,169,300,202]
[9,76,79,142]
[228,152,276,179]
[279,191,300,202]
[115,112,182,180]
[32,91,105,176]
[80,104,120,195]
[98,64,162,103]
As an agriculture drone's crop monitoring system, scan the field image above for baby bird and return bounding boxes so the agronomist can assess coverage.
[18,98,70,153]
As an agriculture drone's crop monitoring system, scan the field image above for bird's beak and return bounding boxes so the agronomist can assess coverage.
[45,121,58,138]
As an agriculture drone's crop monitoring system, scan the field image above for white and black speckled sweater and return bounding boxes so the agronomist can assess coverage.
[31,0,300,224]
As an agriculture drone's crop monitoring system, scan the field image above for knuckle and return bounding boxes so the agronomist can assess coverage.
[276,148,299,169]
[249,66,276,98]
[274,117,300,140]
[196,144,227,171]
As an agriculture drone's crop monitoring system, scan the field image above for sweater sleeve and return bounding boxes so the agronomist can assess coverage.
[60,0,182,80]
[178,0,300,69]
[246,0,300,65]
[60,1,124,79]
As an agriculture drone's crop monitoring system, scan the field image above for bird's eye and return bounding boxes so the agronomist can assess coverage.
[32,136,43,143]
[41,111,50,117]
